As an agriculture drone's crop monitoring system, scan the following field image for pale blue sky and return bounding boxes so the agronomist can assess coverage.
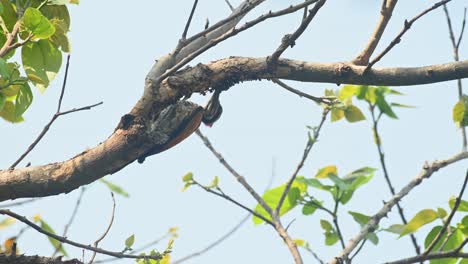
[1,1,468,263]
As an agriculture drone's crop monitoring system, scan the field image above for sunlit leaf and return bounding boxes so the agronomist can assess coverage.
[424,226,464,264]
[100,179,130,198]
[449,196,468,212]
[40,220,67,256]
[253,181,305,225]
[344,105,366,122]
[22,8,55,39]
[400,209,438,237]
[315,165,338,179]
[125,234,135,249]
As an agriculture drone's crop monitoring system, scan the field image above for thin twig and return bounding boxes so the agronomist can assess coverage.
[52,187,87,257]
[332,197,346,250]
[365,0,452,72]
[423,170,468,255]
[349,239,367,261]
[9,56,103,169]
[89,193,116,264]
[301,246,325,264]
[174,155,278,264]
[329,151,468,264]
[224,0,235,12]
[0,198,39,209]
[94,232,173,263]
[181,0,199,41]
[156,0,320,86]
[275,108,329,217]
[352,0,398,65]
[271,79,336,105]
[370,104,421,256]
[195,129,274,218]
[269,0,327,63]
[443,5,467,150]
[0,209,163,261]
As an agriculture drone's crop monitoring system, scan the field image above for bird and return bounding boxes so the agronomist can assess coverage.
[202,89,223,127]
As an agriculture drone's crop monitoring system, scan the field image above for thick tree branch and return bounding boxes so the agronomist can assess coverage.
[0,254,82,264]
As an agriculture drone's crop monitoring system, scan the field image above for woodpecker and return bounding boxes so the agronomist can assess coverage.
[202,89,223,127]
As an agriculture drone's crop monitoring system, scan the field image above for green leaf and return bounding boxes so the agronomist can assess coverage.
[253,181,304,225]
[0,93,5,112]
[449,196,468,212]
[331,108,344,122]
[182,172,193,182]
[320,219,333,231]
[328,174,349,191]
[125,234,135,249]
[100,179,130,198]
[391,103,415,108]
[22,39,62,93]
[0,58,9,80]
[376,92,398,119]
[366,232,379,245]
[339,85,358,101]
[400,209,438,237]
[206,176,219,189]
[15,83,33,117]
[453,100,465,123]
[424,226,464,264]
[49,18,70,52]
[302,199,321,215]
[437,208,448,219]
[383,224,405,235]
[325,231,339,246]
[0,101,23,122]
[349,211,371,227]
[460,215,468,237]
[22,8,55,39]
[315,165,338,179]
[40,219,68,256]
[344,105,366,122]
[0,0,17,31]
[320,219,339,246]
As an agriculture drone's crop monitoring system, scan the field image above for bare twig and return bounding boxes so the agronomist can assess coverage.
[224,0,235,12]
[330,151,468,264]
[192,180,274,226]
[369,104,421,256]
[174,154,278,264]
[156,0,320,86]
[9,56,103,169]
[271,79,336,105]
[423,170,468,255]
[443,5,467,150]
[89,193,116,264]
[52,187,87,257]
[195,130,273,218]
[181,0,199,41]
[275,108,329,217]
[269,0,327,63]
[0,209,163,261]
[301,246,325,264]
[0,198,39,209]
[352,0,398,65]
[365,0,452,72]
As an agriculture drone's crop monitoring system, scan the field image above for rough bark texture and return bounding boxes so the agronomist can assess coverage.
[0,254,82,264]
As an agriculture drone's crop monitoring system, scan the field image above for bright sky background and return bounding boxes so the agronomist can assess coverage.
[1,0,468,263]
